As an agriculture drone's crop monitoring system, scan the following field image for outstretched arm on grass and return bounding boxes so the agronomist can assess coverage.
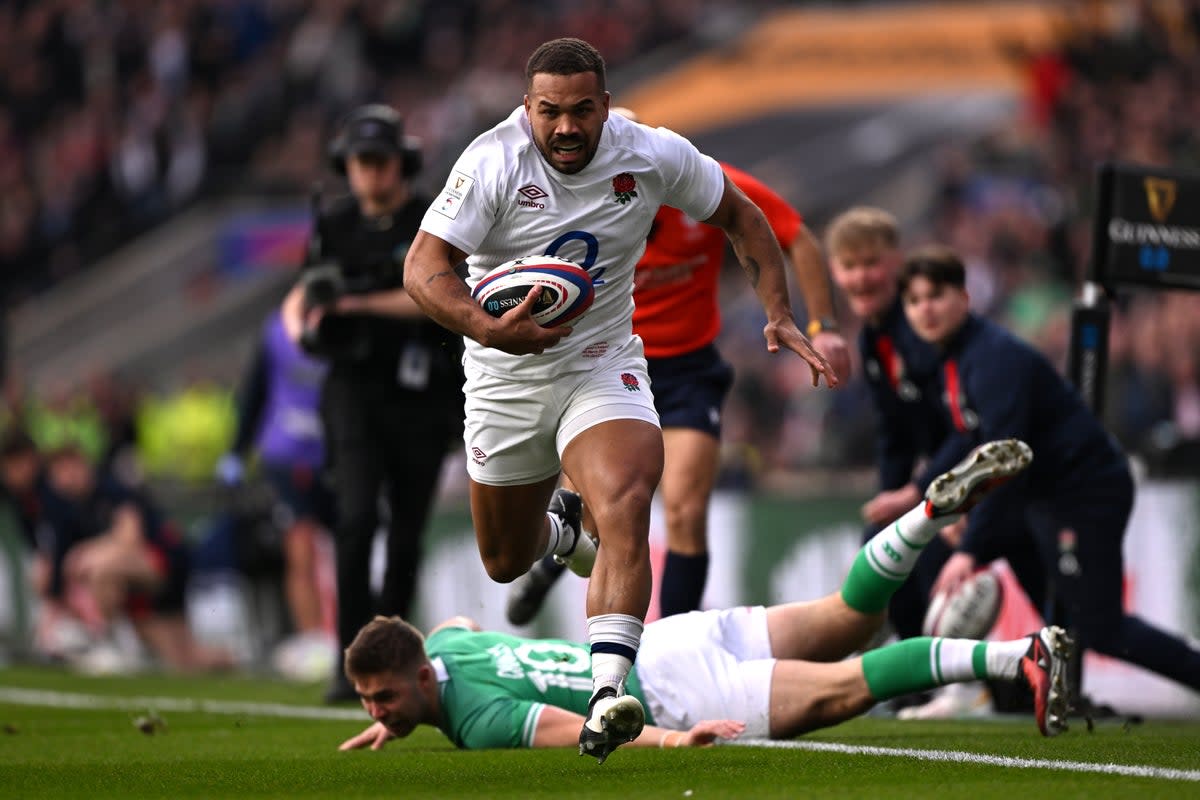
[530,704,744,749]
[336,711,745,752]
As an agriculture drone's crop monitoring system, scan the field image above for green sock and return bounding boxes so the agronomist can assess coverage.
[840,505,943,614]
[840,550,902,614]
[861,637,1006,700]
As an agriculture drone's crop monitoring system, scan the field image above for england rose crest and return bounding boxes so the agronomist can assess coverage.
[612,173,637,204]
[620,372,640,392]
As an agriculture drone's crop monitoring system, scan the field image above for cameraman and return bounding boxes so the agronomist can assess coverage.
[281,105,464,702]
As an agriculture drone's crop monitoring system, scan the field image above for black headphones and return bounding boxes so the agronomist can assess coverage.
[327,104,423,178]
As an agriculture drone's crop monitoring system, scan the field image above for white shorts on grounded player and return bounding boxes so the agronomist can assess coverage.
[635,606,775,739]
[462,336,659,486]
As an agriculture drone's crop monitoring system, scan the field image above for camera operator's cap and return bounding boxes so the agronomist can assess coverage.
[344,113,403,158]
[329,104,422,177]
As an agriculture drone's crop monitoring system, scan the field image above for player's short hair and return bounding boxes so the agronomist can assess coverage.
[899,244,967,294]
[525,37,606,91]
[825,206,899,255]
[344,615,427,681]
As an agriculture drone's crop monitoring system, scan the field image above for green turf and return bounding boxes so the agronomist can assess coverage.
[2,667,1198,799]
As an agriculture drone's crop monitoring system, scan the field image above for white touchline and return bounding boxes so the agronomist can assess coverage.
[0,687,364,721]
[3,686,1197,782]
[728,738,1200,783]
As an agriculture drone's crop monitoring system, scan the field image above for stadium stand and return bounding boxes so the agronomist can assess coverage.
[0,0,769,304]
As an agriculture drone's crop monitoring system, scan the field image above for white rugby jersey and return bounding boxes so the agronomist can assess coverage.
[420,107,724,381]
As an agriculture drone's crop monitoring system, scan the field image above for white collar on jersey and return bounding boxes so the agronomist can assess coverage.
[431,656,449,683]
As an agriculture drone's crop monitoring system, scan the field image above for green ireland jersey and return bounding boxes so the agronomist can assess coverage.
[426,626,653,749]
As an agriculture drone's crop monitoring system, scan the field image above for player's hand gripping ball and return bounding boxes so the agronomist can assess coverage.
[472,255,594,328]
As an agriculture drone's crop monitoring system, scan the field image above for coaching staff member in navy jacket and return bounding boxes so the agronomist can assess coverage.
[826,208,1046,643]
[898,244,1200,693]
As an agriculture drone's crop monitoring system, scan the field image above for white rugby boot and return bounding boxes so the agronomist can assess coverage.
[924,439,1033,518]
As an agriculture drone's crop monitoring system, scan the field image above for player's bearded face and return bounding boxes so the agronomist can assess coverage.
[525,72,609,175]
[385,683,435,738]
[356,672,430,738]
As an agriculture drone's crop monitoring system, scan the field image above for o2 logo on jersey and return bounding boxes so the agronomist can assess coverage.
[545,231,605,285]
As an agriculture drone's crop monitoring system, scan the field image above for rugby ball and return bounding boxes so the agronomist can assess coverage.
[471,255,594,328]
[922,568,1004,639]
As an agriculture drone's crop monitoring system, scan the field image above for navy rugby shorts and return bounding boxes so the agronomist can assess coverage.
[647,344,734,438]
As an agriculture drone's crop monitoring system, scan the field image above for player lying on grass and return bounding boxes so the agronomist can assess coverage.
[339,440,1072,760]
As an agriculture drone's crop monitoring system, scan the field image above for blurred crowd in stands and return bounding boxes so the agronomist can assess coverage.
[0,0,754,302]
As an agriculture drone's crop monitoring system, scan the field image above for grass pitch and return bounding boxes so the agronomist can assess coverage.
[1,666,1198,799]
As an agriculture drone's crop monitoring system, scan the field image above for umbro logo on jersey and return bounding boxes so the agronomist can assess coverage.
[517,184,548,209]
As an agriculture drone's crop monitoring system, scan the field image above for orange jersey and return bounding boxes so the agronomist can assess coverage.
[632,163,802,358]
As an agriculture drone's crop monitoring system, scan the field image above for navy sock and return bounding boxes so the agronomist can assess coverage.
[659,551,709,617]
[533,554,566,580]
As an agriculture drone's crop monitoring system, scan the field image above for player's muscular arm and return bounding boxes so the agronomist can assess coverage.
[403,230,486,335]
[788,225,850,383]
[404,231,569,355]
[531,704,744,749]
[705,176,791,318]
[705,176,837,387]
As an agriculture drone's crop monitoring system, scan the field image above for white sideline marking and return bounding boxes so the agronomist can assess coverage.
[730,738,1200,782]
[3,687,1196,783]
[0,687,364,721]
